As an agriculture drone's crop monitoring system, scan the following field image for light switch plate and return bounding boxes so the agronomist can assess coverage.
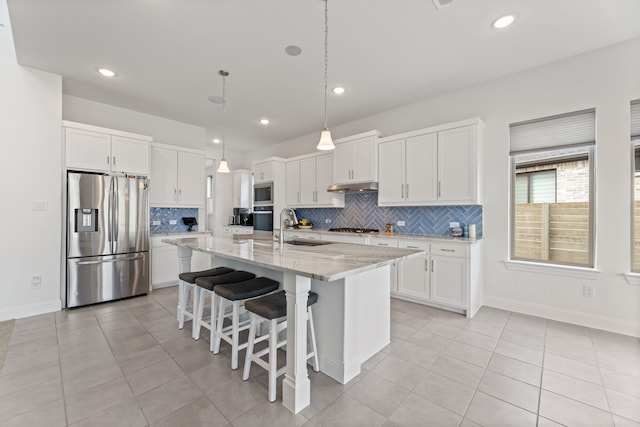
[32,200,48,211]
[397,220,405,226]
[152,220,161,226]
[169,220,178,225]
[449,222,460,228]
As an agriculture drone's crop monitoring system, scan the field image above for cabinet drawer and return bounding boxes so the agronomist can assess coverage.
[369,237,398,248]
[398,240,429,251]
[431,243,467,257]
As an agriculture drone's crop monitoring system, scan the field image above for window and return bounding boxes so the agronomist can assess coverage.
[510,109,595,267]
[631,100,640,271]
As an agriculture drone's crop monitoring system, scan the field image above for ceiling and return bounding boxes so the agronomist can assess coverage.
[6,0,640,152]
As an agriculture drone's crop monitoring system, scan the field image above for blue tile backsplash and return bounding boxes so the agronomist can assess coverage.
[295,193,482,236]
[150,207,199,232]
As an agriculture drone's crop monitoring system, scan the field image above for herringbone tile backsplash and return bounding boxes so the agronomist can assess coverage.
[150,207,199,232]
[296,193,482,236]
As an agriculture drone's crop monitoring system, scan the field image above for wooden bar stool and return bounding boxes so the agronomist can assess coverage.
[193,271,257,342]
[242,290,320,402]
[177,267,235,339]
[212,277,280,369]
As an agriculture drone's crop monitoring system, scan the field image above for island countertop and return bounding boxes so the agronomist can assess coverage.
[162,235,424,281]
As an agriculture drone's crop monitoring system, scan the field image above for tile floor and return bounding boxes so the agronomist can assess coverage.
[1,287,639,426]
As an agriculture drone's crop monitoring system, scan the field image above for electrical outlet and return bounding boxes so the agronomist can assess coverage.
[31,275,41,289]
[152,220,161,226]
[169,220,178,225]
[583,285,595,298]
[325,219,332,224]
[397,220,406,227]
[449,222,460,228]
[32,200,48,211]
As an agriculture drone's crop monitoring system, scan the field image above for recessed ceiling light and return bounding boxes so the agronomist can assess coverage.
[212,138,221,144]
[492,14,516,29]
[208,95,223,104]
[97,67,117,78]
[259,119,270,125]
[285,45,302,56]
[332,87,345,95]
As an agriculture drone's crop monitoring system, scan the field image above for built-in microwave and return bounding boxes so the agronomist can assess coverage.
[254,182,273,205]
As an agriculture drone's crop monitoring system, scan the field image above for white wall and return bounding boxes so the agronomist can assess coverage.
[247,37,640,336]
[63,95,207,150]
[0,64,62,320]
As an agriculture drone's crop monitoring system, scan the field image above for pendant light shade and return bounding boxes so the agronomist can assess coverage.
[217,69,231,173]
[316,0,335,151]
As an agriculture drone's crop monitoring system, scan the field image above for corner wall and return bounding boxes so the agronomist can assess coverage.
[0,64,62,320]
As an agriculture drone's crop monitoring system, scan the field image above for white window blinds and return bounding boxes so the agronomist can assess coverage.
[632,100,640,139]
[510,109,595,155]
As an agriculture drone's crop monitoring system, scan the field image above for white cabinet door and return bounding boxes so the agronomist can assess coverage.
[253,162,273,184]
[65,127,111,171]
[151,147,178,205]
[398,255,429,299]
[351,136,376,182]
[378,140,405,204]
[315,154,334,205]
[151,245,178,286]
[231,169,251,209]
[178,152,205,206]
[299,157,317,205]
[406,133,437,203]
[286,160,301,206]
[430,255,466,308]
[332,143,352,184]
[438,125,476,203]
[111,136,150,175]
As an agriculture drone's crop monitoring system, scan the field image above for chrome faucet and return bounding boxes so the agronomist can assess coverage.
[279,208,299,247]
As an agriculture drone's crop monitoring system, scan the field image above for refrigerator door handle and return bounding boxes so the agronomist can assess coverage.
[76,254,144,265]
[108,176,114,250]
[113,176,119,254]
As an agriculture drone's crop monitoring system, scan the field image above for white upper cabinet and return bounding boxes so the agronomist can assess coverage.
[232,169,252,209]
[150,145,204,207]
[252,161,273,184]
[64,121,151,175]
[332,131,381,184]
[286,153,344,208]
[378,118,483,206]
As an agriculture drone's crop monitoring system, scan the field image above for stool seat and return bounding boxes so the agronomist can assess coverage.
[214,277,280,301]
[195,271,256,290]
[245,290,318,320]
[179,267,235,284]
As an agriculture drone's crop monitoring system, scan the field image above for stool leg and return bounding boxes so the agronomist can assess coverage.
[308,307,320,372]
[190,284,199,339]
[212,297,226,354]
[243,314,257,381]
[177,280,186,327]
[208,292,218,352]
[268,318,278,402]
[231,301,240,369]
[194,288,206,340]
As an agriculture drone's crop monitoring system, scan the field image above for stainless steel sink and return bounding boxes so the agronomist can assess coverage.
[284,239,332,247]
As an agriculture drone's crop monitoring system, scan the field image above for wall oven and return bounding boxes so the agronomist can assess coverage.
[254,182,273,206]
[253,205,273,232]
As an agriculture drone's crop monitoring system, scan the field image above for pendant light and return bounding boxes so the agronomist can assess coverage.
[316,0,335,151]
[217,70,231,173]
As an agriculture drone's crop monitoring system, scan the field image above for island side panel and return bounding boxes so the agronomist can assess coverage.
[310,265,391,384]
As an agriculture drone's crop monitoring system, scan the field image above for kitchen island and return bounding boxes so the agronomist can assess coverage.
[162,234,423,413]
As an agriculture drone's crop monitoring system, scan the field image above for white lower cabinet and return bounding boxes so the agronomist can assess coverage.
[151,235,211,288]
[397,241,430,300]
[222,226,254,235]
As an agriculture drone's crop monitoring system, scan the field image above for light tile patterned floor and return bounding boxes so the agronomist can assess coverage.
[0,287,639,426]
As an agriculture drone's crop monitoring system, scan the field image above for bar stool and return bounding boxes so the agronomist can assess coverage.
[193,271,257,342]
[212,277,280,369]
[242,290,320,402]
[177,267,235,338]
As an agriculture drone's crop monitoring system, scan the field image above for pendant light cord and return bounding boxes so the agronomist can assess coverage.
[219,70,229,159]
[323,0,329,130]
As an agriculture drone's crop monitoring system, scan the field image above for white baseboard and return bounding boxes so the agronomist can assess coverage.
[484,295,640,338]
[317,355,361,385]
[152,281,178,290]
[0,299,62,322]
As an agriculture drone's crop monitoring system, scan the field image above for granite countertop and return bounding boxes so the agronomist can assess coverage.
[151,230,212,237]
[282,228,482,244]
[162,235,424,282]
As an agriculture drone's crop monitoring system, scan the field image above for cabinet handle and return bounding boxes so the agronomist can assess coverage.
[174,189,177,202]
[406,184,409,199]
[378,243,389,246]
[431,260,434,271]
[297,192,300,203]
[407,245,419,249]
[401,184,404,199]
[107,156,110,165]
[425,260,429,272]
[178,189,182,202]
[113,156,116,167]
[438,181,441,197]
[440,248,455,252]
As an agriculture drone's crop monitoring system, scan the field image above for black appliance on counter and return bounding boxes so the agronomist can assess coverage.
[182,217,198,231]
[233,208,253,227]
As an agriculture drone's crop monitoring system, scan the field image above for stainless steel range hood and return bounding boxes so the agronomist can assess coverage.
[327,182,378,193]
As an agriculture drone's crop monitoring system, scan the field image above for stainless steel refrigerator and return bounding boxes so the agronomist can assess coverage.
[66,171,149,308]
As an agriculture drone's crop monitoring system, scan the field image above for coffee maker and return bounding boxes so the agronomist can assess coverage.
[233,208,253,226]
